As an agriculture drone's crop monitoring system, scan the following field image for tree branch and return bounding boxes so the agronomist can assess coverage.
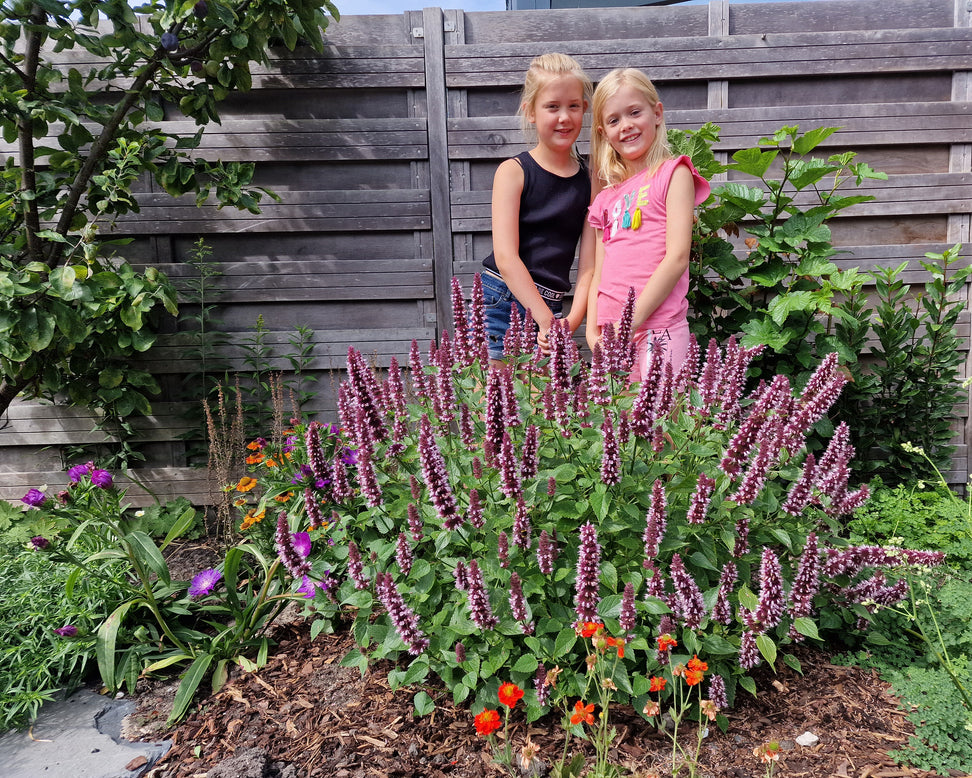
[19,2,46,263]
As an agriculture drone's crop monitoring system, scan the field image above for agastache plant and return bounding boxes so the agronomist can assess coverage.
[254,274,943,726]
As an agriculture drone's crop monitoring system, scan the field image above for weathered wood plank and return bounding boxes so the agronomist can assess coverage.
[0,468,212,508]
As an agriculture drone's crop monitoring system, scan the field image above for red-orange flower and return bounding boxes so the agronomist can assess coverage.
[606,636,625,659]
[246,453,265,465]
[498,682,524,709]
[685,669,704,686]
[657,633,677,652]
[246,439,265,451]
[236,476,258,492]
[649,676,666,692]
[687,654,708,673]
[570,700,595,726]
[578,621,603,638]
[474,709,502,737]
[274,491,294,503]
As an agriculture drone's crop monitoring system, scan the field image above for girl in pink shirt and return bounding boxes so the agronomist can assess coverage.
[587,68,710,382]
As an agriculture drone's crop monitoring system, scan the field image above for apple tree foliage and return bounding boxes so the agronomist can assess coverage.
[0,0,339,435]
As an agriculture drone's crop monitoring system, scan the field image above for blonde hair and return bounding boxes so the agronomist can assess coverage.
[591,68,672,187]
[518,52,593,146]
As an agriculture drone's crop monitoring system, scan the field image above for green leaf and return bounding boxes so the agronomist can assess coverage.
[168,653,214,725]
[161,507,199,551]
[512,654,539,674]
[756,633,777,667]
[553,628,577,657]
[96,600,138,692]
[413,691,435,717]
[792,617,820,641]
[738,675,757,696]
[125,530,170,584]
[730,147,778,178]
[21,306,55,351]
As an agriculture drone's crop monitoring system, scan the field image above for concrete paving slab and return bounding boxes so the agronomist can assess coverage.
[0,688,170,778]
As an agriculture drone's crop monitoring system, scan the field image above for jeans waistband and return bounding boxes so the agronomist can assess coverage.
[482,269,565,302]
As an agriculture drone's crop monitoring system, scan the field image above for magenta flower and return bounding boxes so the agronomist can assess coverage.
[21,488,47,507]
[789,533,820,639]
[297,575,330,599]
[459,403,477,450]
[619,581,636,635]
[450,276,472,367]
[396,532,413,577]
[503,302,524,359]
[417,414,460,528]
[188,568,222,598]
[509,572,533,634]
[498,430,522,500]
[696,338,722,412]
[54,625,78,637]
[537,530,555,576]
[464,559,498,631]
[588,342,610,407]
[512,497,532,551]
[455,641,467,663]
[408,338,430,400]
[754,547,785,630]
[292,531,312,558]
[304,488,324,529]
[643,481,667,560]
[468,274,489,365]
[739,629,760,670]
[707,674,728,710]
[30,535,50,550]
[497,530,509,569]
[781,453,817,516]
[375,572,429,655]
[686,473,716,524]
[330,453,353,503]
[453,560,469,591]
[712,562,738,625]
[520,424,540,479]
[600,413,620,486]
[535,663,550,707]
[276,511,311,578]
[67,461,93,483]
[574,521,601,623]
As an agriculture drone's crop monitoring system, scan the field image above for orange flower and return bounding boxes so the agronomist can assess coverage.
[578,621,603,638]
[672,663,687,679]
[685,669,704,686]
[754,742,780,764]
[657,633,677,652]
[498,682,524,709]
[265,457,278,468]
[274,491,294,503]
[236,476,258,492]
[233,497,247,507]
[687,654,708,673]
[606,636,625,659]
[570,700,595,726]
[474,709,502,737]
[700,699,718,722]
[642,700,661,717]
[246,453,265,465]
[649,676,666,692]
[246,439,264,451]
[240,508,266,531]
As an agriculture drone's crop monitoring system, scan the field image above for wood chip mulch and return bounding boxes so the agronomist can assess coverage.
[134,622,959,778]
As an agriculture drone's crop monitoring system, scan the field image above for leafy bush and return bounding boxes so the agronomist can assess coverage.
[229,276,938,722]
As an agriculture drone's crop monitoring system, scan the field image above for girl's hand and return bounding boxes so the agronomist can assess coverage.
[537,321,552,354]
[585,323,601,353]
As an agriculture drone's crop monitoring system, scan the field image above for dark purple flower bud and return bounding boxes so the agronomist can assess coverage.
[509,572,533,634]
[21,489,47,507]
[409,339,430,400]
[600,413,621,486]
[90,469,113,489]
[574,521,601,623]
[739,629,760,669]
[375,572,429,654]
[616,287,636,352]
[537,530,554,575]
[686,472,716,524]
[712,562,737,625]
[504,302,525,360]
[589,342,610,407]
[619,582,636,635]
[466,489,484,529]
[497,530,509,569]
[484,369,505,465]
[754,547,785,630]
[68,461,93,484]
[346,347,388,443]
[520,424,540,480]
[644,562,666,599]
[276,511,311,578]
[733,515,750,558]
[54,625,78,637]
[161,31,179,51]
[459,403,477,450]
[347,540,368,589]
[30,535,50,550]
[464,559,498,630]
[396,532,413,577]
[188,568,222,597]
[453,560,469,591]
[468,274,489,365]
[354,408,383,508]
[674,333,699,395]
[512,496,531,551]
[670,553,705,630]
[407,503,424,541]
[418,414,460,528]
[534,663,550,707]
[386,356,408,417]
[696,338,722,412]
[498,430,522,500]
[472,456,483,480]
[455,641,467,664]
[547,476,557,497]
[643,480,667,560]
[193,0,208,19]
[450,276,473,367]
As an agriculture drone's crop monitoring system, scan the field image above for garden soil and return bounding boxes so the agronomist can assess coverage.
[126,619,961,778]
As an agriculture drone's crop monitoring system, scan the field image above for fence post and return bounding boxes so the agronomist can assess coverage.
[423,6,454,338]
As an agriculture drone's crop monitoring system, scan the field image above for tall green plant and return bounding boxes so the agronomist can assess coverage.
[0,0,339,419]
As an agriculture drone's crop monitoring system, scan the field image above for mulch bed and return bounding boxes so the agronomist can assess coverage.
[131,619,954,778]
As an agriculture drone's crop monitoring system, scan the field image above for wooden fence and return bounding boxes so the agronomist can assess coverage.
[2,0,971,504]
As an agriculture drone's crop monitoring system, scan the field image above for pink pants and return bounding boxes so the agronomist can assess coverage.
[630,319,690,384]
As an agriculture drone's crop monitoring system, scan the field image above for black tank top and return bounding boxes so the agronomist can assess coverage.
[483,151,591,293]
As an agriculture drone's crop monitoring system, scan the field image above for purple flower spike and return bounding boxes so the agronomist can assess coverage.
[712,561,738,625]
[512,496,531,551]
[789,533,820,640]
[21,489,47,507]
[189,568,222,598]
[537,530,554,576]
[464,559,498,631]
[396,532,413,577]
[670,553,705,630]
[498,430,522,500]
[450,276,473,367]
[375,572,429,655]
[619,582,636,635]
[347,541,369,590]
[708,674,728,709]
[600,413,621,486]
[574,521,601,623]
[418,414,460,529]
[466,489,484,529]
[275,511,311,578]
[643,481,667,560]
[534,663,550,707]
[468,274,489,366]
[497,531,509,569]
[304,488,324,529]
[739,629,761,670]
[54,625,78,637]
[520,424,540,480]
[509,572,533,634]
[754,547,785,630]
[686,473,716,524]
[504,302,525,360]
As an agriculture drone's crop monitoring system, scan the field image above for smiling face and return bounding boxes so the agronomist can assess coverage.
[597,83,664,173]
[524,74,587,155]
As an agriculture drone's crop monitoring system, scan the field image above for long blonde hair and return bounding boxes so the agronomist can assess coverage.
[518,52,593,154]
[591,68,672,187]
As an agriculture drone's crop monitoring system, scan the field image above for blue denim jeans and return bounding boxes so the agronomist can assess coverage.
[480,271,563,360]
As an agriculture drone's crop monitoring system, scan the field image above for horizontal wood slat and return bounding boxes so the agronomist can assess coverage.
[1,402,196,446]
[445,27,972,85]
[0,468,211,508]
